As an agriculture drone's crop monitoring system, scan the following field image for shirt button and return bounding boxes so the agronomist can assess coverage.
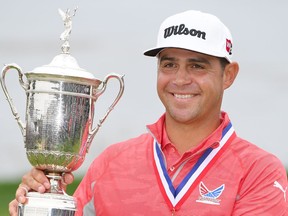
[170,166,175,171]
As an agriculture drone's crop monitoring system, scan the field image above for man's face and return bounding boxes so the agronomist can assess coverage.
[157,48,228,125]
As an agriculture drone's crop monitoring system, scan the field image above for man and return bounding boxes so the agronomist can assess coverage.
[9,10,288,215]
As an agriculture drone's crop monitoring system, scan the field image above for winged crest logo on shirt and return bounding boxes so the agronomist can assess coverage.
[196,182,225,205]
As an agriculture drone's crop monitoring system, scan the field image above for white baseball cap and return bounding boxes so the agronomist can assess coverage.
[144,10,233,62]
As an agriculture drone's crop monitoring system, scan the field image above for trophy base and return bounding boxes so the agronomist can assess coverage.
[18,192,76,216]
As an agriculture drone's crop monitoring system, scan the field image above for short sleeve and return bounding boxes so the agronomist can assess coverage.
[232,154,287,215]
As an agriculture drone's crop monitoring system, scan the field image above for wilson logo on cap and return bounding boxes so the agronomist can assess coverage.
[163,24,206,40]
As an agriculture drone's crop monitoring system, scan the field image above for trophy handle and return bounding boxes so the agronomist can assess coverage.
[86,73,125,152]
[0,63,28,137]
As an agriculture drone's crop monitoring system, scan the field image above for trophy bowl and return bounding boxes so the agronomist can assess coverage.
[24,69,103,174]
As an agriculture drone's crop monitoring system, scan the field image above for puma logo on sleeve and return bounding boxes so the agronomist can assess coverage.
[273,181,287,202]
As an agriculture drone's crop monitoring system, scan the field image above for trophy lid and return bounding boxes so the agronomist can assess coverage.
[28,7,95,79]
[29,53,95,79]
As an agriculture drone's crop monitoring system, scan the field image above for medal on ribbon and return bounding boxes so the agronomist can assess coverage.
[152,122,236,211]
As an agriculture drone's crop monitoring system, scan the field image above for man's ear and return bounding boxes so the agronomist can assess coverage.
[223,62,239,90]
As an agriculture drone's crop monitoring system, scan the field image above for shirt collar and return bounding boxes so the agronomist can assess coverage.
[147,111,233,154]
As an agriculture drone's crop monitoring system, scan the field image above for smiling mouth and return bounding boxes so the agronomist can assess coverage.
[173,94,194,99]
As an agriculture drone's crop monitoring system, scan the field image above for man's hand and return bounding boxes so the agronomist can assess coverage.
[8,168,74,215]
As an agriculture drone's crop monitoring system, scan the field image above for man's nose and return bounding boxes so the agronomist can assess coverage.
[173,66,192,86]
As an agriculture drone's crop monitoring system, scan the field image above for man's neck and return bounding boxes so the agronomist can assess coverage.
[165,114,221,155]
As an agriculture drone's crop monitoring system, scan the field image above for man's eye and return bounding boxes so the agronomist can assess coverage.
[190,64,204,70]
[164,63,176,68]
[159,62,178,73]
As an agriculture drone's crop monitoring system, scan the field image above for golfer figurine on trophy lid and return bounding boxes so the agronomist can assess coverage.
[0,7,124,216]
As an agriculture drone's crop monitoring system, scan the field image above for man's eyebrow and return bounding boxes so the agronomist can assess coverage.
[187,57,210,65]
[159,56,176,62]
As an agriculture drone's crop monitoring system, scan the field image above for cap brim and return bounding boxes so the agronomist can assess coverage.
[144,47,232,62]
[143,48,165,57]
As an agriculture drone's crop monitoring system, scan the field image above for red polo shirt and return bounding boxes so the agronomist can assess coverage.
[74,112,288,215]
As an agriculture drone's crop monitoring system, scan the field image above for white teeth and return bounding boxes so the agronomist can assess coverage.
[174,94,193,99]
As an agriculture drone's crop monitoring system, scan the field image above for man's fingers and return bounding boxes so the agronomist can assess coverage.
[62,173,74,185]
[16,184,30,203]
[61,173,74,191]
[9,199,19,216]
[30,168,51,190]
[22,168,50,192]
[19,186,28,195]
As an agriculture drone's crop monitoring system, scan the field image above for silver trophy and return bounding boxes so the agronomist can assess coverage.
[0,8,124,216]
